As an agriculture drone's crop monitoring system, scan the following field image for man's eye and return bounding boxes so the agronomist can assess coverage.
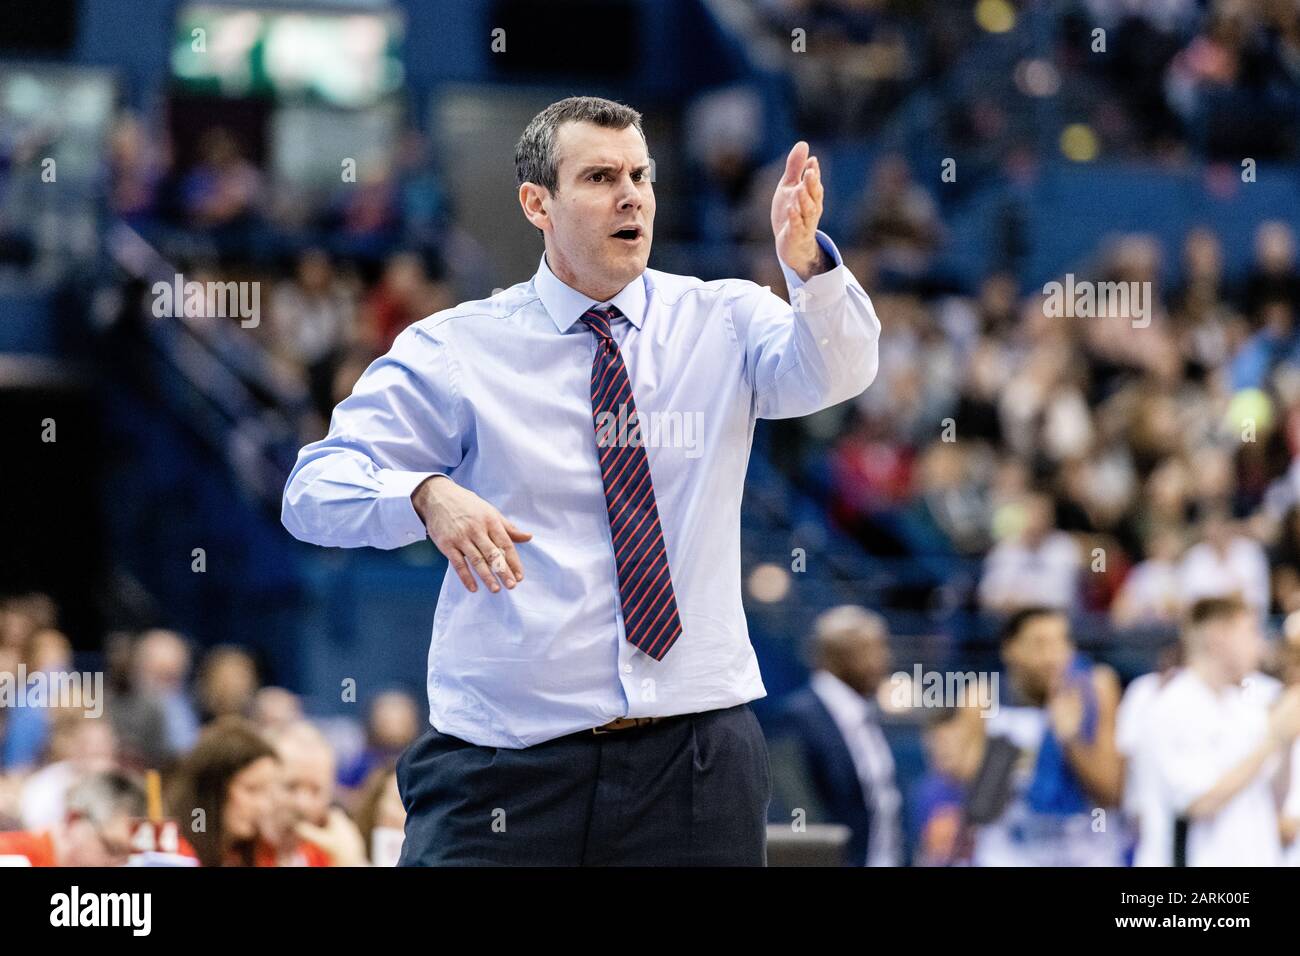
[590,173,604,182]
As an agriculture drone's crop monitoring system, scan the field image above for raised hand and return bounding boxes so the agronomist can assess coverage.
[771,140,829,281]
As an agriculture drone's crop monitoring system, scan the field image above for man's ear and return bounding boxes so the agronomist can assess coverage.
[519,183,550,232]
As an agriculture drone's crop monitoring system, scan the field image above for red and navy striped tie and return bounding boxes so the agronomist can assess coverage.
[580,304,683,661]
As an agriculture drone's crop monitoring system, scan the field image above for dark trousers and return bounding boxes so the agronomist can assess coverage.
[396,702,771,866]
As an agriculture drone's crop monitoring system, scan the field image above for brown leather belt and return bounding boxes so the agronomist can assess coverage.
[590,716,665,734]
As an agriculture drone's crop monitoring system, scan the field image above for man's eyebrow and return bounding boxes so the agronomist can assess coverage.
[575,162,651,177]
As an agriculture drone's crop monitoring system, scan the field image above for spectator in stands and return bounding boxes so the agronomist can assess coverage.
[1269,505,1300,614]
[19,712,117,830]
[1115,638,1183,867]
[1111,525,1187,627]
[1231,296,1300,392]
[912,705,986,866]
[266,720,365,866]
[1241,221,1300,320]
[977,607,1124,865]
[978,492,1083,613]
[251,687,304,736]
[1281,614,1300,864]
[1146,596,1300,865]
[270,249,359,420]
[0,770,145,867]
[353,766,406,866]
[169,717,283,867]
[196,646,259,723]
[683,86,764,244]
[852,154,943,283]
[1177,506,1270,614]
[769,605,902,867]
[179,128,263,231]
[110,629,199,768]
[107,112,168,226]
[1,628,74,770]
[338,691,420,790]
[1173,226,1231,322]
[360,251,454,354]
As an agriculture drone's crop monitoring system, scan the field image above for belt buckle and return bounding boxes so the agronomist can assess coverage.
[592,716,651,734]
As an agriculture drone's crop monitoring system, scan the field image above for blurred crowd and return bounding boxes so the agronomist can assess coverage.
[741,0,1300,160]
[0,594,415,866]
[1078,0,1300,157]
[745,208,1300,626]
[10,590,1300,868]
[769,597,1300,866]
[102,114,486,440]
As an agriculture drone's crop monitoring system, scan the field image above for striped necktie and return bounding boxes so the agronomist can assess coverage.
[580,304,682,661]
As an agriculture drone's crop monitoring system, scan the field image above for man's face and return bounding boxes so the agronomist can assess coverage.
[1212,611,1264,682]
[62,813,134,867]
[524,120,654,298]
[926,711,984,780]
[1004,613,1073,702]
[282,743,334,828]
[843,630,891,695]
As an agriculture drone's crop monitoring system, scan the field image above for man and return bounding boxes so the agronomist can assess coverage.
[769,606,901,866]
[265,720,366,867]
[110,628,200,766]
[1146,596,1300,866]
[977,492,1083,613]
[19,712,117,830]
[0,771,145,867]
[913,704,1038,867]
[1115,640,1182,867]
[976,606,1125,866]
[281,96,881,865]
[1282,616,1300,864]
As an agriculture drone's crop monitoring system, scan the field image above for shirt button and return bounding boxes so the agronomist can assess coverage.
[623,664,633,674]
[820,337,829,346]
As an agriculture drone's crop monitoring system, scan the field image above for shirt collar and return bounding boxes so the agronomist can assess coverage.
[811,669,873,724]
[534,250,647,333]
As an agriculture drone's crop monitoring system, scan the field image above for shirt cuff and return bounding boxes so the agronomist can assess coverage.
[778,230,847,308]
[379,469,440,546]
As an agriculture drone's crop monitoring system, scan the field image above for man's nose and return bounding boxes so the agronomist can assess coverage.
[616,176,641,209]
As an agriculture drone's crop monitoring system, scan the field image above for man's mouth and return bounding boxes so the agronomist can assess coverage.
[610,226,643,243]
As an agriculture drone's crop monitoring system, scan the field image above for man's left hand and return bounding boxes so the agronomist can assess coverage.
[771,140,830,282]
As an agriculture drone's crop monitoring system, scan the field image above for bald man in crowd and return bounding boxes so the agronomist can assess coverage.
[768,605,902,866]
[266,721,366,866]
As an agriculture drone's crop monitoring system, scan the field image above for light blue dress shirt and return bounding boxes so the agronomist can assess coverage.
[282,231,881,747]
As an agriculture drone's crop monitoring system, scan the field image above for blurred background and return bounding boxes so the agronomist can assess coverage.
[3,0,1300,866]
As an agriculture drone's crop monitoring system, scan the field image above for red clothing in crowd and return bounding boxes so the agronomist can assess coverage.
[0,830,57,866]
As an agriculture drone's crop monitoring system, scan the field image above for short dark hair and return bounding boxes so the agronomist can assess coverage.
[514,96,645,196]
[1186,594,1249,630]
[999,605,1066,645]
[923,706,964,729]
